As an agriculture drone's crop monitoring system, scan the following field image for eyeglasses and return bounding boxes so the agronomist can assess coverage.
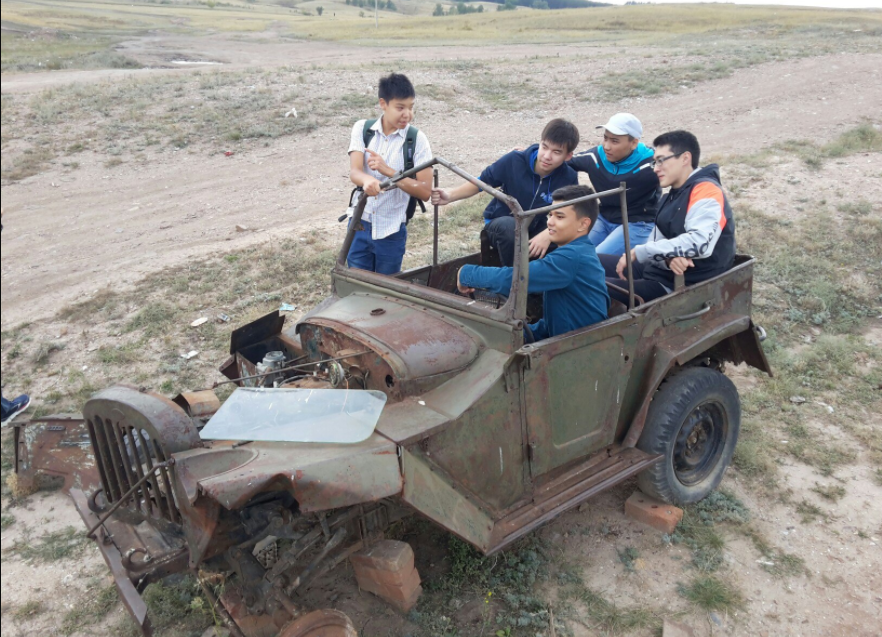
[651,152,684,169]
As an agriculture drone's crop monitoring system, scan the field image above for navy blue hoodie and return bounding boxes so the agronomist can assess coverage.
[479,144,578,235]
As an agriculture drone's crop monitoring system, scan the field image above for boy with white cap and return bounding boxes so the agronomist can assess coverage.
[529,113,660,258]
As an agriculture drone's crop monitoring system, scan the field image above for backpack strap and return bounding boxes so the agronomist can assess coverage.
[362,118,377,149]
[403,125,419,171]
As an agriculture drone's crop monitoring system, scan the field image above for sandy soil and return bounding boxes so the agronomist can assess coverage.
[1,32,881,637]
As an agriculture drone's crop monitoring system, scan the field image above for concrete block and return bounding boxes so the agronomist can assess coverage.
[625,491,684,534]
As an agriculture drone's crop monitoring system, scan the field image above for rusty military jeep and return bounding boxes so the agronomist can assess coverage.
[65,157,771,636]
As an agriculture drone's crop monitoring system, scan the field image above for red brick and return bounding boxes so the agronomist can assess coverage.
[624,491,683,534]
[351,540,422,612]
[356,563,421,599]
[352,559,419,589]
[350,540,414,573]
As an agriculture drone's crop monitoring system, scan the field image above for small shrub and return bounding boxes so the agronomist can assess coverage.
[678,575,744,613]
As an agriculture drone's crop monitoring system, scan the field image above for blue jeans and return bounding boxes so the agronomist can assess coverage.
[589,214,654,256]
[347,219,407,275]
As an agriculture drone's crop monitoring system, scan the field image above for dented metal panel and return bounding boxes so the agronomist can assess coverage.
[175,433,403,513]
[401,448,494,552]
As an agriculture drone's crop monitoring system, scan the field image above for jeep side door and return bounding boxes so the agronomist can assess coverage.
[522,315,640,478]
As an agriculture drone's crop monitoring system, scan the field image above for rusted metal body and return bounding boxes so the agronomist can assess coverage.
[66,157,771,636]
[13,415,100,494]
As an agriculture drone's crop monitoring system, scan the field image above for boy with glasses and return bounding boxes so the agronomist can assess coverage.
[600,130,735,303]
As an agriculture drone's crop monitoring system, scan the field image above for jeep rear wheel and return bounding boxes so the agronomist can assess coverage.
[636,367,740,505]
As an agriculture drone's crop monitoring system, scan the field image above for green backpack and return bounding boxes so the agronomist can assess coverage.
[362,118,426,223]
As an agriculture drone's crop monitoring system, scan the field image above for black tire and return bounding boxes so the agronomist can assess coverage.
[636,367,740,505]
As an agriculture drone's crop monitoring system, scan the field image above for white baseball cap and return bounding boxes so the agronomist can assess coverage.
[597,113,643,139]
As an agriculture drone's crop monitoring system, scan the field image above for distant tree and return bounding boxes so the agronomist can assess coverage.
[532,0,549,8]
[433,2,445,15]
[477,4,483,11]
[386,0,397,10]
[498,0,516,9]
[316,5,324,14]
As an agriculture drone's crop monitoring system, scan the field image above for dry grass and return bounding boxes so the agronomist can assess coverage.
[1,31,140,73]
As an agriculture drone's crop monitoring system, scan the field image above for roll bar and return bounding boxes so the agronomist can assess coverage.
[335,156,637,334]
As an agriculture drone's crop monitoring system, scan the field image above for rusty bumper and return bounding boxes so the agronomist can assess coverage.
[70,488,153,636]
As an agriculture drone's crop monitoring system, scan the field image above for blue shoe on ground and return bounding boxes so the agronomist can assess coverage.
[1,394,31,426]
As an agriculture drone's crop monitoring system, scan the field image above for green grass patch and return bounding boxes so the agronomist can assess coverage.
[140,577,217,634]
[32,340,66,365]
[96,344,142,365]
[9,526,91,563]
[61,584,119,635]
[677,575,745,613]
[1,31,140,73]
[616,546,640,573]
[811,483,846,502]
[1,512,16,530]
[560,574,661,635]
[12,600,45,620]
[795,499,829,524]
[743,527,807,578]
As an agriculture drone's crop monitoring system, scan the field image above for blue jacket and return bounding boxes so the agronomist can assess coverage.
[479,144,579,235]
[459,235,609,340]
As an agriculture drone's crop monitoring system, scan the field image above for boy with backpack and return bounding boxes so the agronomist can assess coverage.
[347,73,433,274]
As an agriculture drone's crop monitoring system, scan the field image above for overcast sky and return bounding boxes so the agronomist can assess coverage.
[602,1,881,8]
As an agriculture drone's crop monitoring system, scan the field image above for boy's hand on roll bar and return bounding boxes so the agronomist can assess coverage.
[362,176,382,197]
[431,188,451,206]
[669,256,694,275]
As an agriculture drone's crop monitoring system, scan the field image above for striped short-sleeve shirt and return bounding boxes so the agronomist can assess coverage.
[348,119,432,240]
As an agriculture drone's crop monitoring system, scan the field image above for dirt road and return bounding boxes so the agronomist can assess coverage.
[2,47,880,328]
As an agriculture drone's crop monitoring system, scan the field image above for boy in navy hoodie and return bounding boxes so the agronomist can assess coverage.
[431,119,579,267]
[564,113,660,257]
[457,185,609,341]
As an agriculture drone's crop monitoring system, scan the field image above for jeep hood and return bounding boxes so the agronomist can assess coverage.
[294,293,480,380]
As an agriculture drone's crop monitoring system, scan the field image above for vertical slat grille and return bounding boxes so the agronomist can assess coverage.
[87,415,182,524]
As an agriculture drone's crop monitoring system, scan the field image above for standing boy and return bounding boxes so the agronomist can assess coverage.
[457,185,609,342]
[566,113,659,257]
[431,119,580,267]
[347,73,433,275]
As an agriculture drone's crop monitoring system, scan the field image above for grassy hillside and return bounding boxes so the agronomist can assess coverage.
[2,0,880,43]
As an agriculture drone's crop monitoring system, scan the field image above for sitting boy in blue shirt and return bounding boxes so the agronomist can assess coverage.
[457,185,609,341]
